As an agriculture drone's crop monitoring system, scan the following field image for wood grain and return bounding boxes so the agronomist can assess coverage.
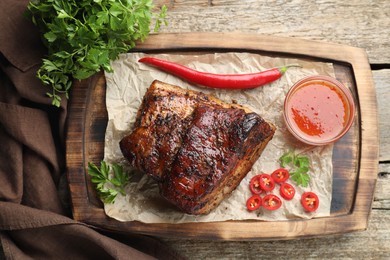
[154,0,390,64]
[161,210,390,259]
[373,70,390,162]
[66,33,378,240]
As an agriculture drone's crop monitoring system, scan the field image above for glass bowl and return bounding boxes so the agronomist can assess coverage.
[283,75,355,146]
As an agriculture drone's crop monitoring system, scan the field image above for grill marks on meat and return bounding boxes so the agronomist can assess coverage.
[120,80,276,215]
[120,83,217,181]
[160,106,275,214]
[162,106,244,204]
[121,113,191,181]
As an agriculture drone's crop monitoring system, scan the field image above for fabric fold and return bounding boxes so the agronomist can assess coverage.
[0,0,45,72]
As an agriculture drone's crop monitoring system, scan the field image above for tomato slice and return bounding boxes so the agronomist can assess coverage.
[280,183,295,200]
[258,174,275,192]
[246,195,262,211]
[262,194,282,211]
[249,175,263,194]
[301,192,319,212]
[271,168,290,183]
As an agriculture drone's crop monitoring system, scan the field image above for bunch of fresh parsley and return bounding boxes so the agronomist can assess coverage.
[88,161,130,203]
[279,151,311,187]
[26,0,167,106]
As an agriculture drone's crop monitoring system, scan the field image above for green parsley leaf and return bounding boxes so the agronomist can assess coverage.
[26,0,168,107]
[294,155,310,170]
[290,171,310,187]
[279,150,294,168]
[279,151,311,187]
[87,161,130,204]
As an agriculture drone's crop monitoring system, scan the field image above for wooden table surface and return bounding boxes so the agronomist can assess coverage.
[154,0,390,259]
[2,1,387,260]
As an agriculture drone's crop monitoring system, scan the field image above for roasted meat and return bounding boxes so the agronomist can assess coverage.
[120,80,276,215]
[160,105,276,214]
[120,80,221,181]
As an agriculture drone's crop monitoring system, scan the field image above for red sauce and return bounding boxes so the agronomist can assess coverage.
[286,81,348,142]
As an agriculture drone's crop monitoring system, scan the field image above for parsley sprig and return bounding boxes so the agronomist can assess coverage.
[87,161,130,204]
[279,151,311,187]
[26,0,167,107]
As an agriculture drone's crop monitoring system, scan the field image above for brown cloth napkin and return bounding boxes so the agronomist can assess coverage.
[0,1,183,259]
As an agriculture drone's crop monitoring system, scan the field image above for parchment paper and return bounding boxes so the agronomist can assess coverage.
[103,52,335,223]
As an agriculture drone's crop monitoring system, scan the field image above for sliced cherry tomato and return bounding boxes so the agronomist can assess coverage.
[246,195,262,211]
[249,175,263,194]
[258,174,275,192]
[301,192,319,212]
[271,168,290,183]
[262,194,282,211]
[280,183,295,200]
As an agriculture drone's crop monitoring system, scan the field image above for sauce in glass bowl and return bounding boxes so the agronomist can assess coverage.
[284,75,355,146]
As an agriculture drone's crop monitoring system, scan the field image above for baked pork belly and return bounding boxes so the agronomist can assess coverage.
[120,80,221,181]
[120,80,276,215]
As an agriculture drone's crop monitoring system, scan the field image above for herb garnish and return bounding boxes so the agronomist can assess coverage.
[279,151,311,187]
[87,161,129,204]
[26,0,167,107]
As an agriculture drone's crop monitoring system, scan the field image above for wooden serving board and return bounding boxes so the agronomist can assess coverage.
[66,33,378,240]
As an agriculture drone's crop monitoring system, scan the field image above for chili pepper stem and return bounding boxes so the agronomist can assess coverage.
[279,64,302,74]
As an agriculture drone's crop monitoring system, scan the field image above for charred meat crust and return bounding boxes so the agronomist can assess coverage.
[160,105,275,214]
[120,81,220,181]
[120,80,276,215]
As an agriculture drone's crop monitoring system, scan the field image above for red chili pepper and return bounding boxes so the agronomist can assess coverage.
[246,195,262,211]
[262,194,282,211]
[249,175,263,195]
[280,183,295,200]
[139,57,299,89]
[258,174,275,192]
[271,168,290,183]
[301,192,319,212]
